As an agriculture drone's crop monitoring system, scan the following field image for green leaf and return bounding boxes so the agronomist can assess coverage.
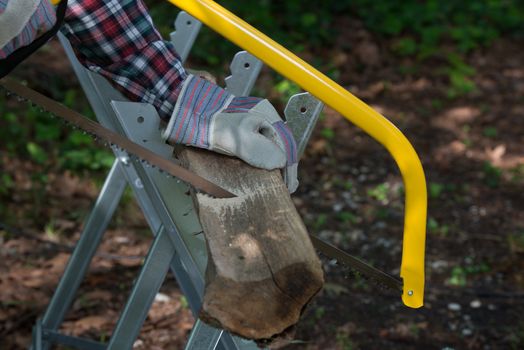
[392,37,417,56]
[275,80,301,100]
[448,266,467,287]
[92,151,114,170]
[429,182,445,199]
[367,183,389,203]
[301,13,317,27]
[0,174,14,195]
[67,130,94,146]
[63,89,77,108]
[482,162,502,188]
[320,127,335,140]
[427,217,439,232]
[26,142,48,164]
[337,211,358,224]
[313,213,328,230]
[483,127,498,138]
[35,122,61,142]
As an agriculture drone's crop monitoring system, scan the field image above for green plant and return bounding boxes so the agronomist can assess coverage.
[143,0,350,70]
[483,126,498,138]
[398,64,419,76]
[44,221,59,240]
[482,162,502,188]
[337,211,358,224]
[0,93,113,175]
[374,207,390,220]
[429,182,445,199]
[313,213,328,230]
[508,232,524,253]
[26,142,48,164]
[367,183,389,203]
[448,263,490,286]
[392,37,417,56]
[409,322,422,338]
[320,127,336,140]
[444,53,477,98]
[0,173,14,196]
[431,99,444,110]
[99,333,108,343]
[427,217,449,237]
[343,180,353,191]
[274,79,301,101]
[447,71,477,98]
[510,164,524,183]
[351,0,524,58]
[336,331,356,350]
[180,295,189,309]
[448,266,467,286]
[314,306,326,321]
[0,89,114,228]
[509,321,524,350]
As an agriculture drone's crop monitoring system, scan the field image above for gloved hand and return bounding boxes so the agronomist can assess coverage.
[163,74,299,193]
[0,0,56,58]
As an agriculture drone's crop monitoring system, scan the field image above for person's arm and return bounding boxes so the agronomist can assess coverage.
[3,0,298,191]
[61,0,186,122]
[62,0,298,191]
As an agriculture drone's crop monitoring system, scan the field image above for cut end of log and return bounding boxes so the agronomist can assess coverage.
[201,261,323,340]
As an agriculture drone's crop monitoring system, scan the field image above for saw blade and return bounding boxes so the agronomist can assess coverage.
[310,235,403,292]
[1,78,404,292]
[0,78,235,199]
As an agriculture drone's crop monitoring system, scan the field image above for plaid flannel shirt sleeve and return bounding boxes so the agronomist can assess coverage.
[61,0,187,121]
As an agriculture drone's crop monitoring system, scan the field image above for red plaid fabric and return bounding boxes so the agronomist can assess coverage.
[62,0,187,121]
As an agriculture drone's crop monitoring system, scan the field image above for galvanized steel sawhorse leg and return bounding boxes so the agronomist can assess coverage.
[31,10,323,350]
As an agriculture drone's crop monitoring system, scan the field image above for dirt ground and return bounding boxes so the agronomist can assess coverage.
[1,17,523,350]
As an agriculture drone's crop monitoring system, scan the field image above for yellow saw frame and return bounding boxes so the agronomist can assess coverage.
[50,0,427,308]
[166,0,427,308]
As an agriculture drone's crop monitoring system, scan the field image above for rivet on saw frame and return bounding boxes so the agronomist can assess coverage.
[407,290,414,296]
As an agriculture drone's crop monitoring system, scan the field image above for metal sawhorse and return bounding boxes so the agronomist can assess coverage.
[31,10,323,350]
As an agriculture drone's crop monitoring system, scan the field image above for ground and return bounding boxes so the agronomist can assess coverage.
[1,14,523,350]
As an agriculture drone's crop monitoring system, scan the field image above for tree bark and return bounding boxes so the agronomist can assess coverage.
[176,147,324,341]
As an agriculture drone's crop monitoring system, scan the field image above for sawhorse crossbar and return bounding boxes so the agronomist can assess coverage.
[31,10,323,350]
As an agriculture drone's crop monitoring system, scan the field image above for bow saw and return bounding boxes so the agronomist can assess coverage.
[3,0,427,309]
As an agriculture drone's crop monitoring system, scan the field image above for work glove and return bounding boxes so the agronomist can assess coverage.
[0,0,56,58]
[163,74,299,193]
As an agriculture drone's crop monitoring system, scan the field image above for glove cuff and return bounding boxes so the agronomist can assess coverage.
[221,96,263,113]
[272,120,298,165]
[163,74,234,148]
[0,0,55,57]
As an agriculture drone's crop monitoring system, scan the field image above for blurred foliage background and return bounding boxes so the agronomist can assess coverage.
[1,1,524,348]
[3,0,523,212]
[0,0,523,258]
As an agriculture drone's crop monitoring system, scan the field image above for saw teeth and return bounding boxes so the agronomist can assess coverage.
[317,248,397,292]
[3,82,237,201]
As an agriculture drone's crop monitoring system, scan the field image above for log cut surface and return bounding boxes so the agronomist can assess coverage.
[177,148,324,341]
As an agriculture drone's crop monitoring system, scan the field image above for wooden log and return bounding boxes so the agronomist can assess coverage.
[176,147,324,341]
